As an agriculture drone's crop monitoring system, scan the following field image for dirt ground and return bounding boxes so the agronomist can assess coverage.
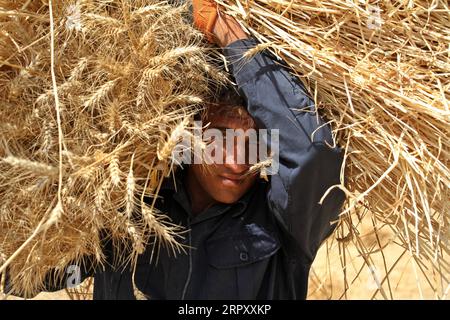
[308,239,445,299]
[307,218,449,300]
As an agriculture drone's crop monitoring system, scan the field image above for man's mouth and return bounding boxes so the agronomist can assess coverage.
[220,173,244,181]
[219,174,245,187]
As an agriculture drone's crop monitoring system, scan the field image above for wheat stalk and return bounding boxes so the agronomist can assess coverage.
[109,155,121,187]
[83,79,117,111]
[2,156,58,177]
[157,118,191,163]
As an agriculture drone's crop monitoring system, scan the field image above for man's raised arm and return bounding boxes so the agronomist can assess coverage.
[193,2,346,263]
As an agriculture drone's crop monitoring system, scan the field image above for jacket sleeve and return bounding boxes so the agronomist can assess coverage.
[3,259,94,298]
[223,39,346,263]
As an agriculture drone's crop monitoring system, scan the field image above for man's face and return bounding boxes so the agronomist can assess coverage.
[189,106,258,204]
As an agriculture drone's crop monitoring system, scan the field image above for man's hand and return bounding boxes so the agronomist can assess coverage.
[192,0,218,42]
[193,0,248,47]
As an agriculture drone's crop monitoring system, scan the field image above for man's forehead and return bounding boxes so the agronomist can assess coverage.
[206,112,256,130]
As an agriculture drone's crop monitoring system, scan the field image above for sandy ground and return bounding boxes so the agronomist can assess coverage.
[308,219,448,300]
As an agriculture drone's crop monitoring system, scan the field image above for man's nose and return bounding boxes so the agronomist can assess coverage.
[222,160,249,175]
[222,142,249,174]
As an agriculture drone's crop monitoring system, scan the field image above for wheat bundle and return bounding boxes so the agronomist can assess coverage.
[217,0,449,297]
[0,0,225,297]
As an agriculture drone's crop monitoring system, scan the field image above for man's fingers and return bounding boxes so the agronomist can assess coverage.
[192,0,219,42]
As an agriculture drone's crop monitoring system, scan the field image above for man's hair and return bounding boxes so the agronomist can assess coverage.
[198,84,256,129]
[212,84,246,108]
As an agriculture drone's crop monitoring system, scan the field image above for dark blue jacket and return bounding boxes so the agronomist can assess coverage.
[9,39,345,299]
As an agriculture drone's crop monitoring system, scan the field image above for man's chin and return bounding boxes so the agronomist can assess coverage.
[212,193,242,205]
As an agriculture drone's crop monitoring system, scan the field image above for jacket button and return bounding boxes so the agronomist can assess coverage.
[239,252,249,262]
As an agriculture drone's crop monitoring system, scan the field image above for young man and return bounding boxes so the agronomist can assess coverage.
[89,2,345,299]
[9,1,345,299]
